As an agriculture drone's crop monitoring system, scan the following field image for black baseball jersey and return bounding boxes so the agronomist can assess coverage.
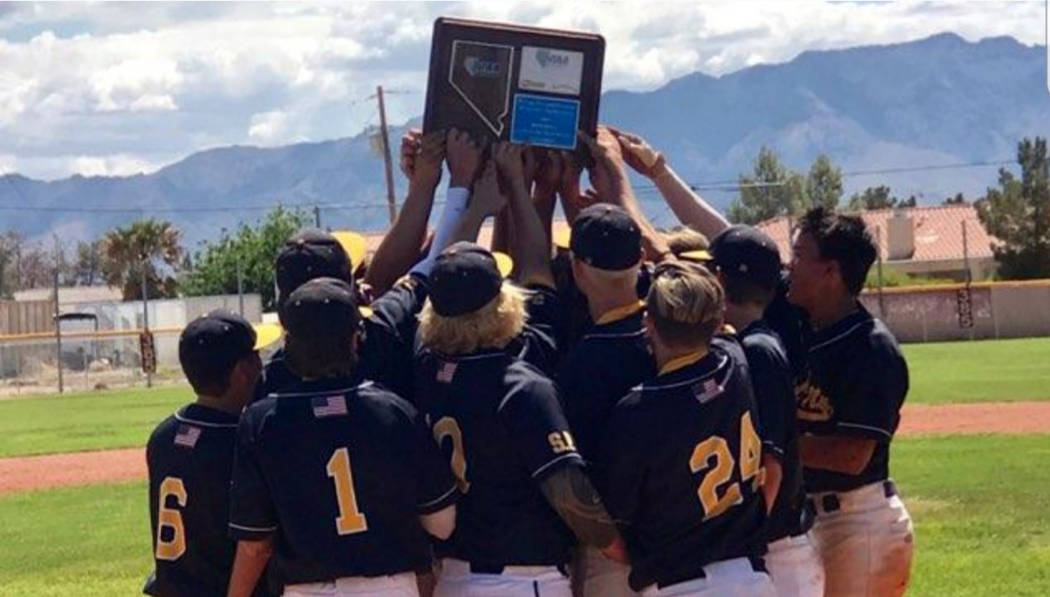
[762,273,808,380]
[414,348,583,567]
[795,305,909,493]
[597,338,768,592]
[229,378,458,586]
[557,303,655,459]
[739,320,809,542]
[254,274,430,402]
[145,404,265,597]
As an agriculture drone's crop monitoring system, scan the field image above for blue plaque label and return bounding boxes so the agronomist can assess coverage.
[509,93,580,150]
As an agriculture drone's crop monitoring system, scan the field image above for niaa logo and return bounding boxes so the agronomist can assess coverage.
[464,56,502,77]
[536,49,569,68]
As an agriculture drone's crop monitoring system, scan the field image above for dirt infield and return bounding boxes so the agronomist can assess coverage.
[2,401,1050,495]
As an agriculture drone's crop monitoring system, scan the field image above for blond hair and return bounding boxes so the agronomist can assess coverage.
[662,225,710,256]
[646,261,724,348]
[419,283,528,355]
[576,259,641,286]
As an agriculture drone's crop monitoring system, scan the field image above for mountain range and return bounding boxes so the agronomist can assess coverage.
[2,32,1047,247]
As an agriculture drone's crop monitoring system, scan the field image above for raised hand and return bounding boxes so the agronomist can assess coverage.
[609,127,666,179]
[446,128,482,188]
[492,141,527,189]
[470,160,508,218]
[578,127,628,205]
[412,131,445,189]
[398,128,422,179]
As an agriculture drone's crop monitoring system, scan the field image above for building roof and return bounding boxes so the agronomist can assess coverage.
[756,204,995,264]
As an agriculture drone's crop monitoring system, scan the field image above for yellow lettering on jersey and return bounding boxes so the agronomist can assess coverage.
[690,436,741,519]
[796,379,833,422]
[688,411,764,520]
[739,411,765,491]
[433,417,470,494]
[548,431,577,454]
[155,477,188,561]
[326,447,369,535]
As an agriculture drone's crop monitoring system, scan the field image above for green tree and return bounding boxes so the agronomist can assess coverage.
[72,239,104,286]
[180,206,307,310]
[806,154,843,211]
[847,185,913,210]
[976,137,1050,279]
[101,219,184,300]
[728,147,808,225]
[943,193,966,205]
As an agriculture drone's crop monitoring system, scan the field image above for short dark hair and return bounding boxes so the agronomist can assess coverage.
[285,330,358,379]
[721,274,777,308]
[797,207,876,295]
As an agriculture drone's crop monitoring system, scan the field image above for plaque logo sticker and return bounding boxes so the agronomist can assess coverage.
[519,46,584,96]
[449,40,514,136]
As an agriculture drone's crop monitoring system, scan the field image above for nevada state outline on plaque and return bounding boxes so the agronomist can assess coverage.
[449,40,514,136]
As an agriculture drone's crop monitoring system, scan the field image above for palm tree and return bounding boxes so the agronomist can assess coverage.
[101,219,184,300]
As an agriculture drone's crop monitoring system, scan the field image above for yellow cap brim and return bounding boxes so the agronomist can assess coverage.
[332,230,368,274]
[679,249,712,262]
[252,323,284,350]
[493,251,514,278]
[358,305,374,319]
[553,229,571,250]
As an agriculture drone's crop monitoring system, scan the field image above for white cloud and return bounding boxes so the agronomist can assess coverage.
[0,1,1043,179]
[70,154,164,177]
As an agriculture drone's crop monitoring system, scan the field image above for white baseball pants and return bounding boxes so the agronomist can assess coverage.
[765,532,825,597]
[283,572,419,596]
[433,558,571,597]
[809,480,914,597]
[639,556,775,597]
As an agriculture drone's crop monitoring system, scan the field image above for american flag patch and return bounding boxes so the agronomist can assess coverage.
[174,425,201,449]
[694,378,723,403]
[436,361,458,384]
[312,395,348,418]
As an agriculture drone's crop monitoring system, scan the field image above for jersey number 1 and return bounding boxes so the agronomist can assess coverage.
[326,447,369,535]
[689,411,763,520]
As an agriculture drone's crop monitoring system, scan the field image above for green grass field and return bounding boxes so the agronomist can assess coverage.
[902,337,1050,405]
[0,385,190,458]
[0,337,1048,458]
[2,435,1047,596]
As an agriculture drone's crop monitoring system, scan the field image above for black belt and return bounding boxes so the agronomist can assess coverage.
[468,562,569,577]
[656,555,767,589]
[813,480,898,514]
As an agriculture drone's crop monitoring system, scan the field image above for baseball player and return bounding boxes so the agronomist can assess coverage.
[597,261,775,597]
[709,226,824,597]
[555,203,655,597]
[783,207,913,596]
[226,278,459,597]
[144,310,265,597]
[414,242,626,597]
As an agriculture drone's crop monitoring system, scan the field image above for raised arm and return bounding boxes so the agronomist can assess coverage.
[452,160,508,245]
[494,142,555,289]
[580,127,673,262]
[366,129,444,293]
[612,127,729,239]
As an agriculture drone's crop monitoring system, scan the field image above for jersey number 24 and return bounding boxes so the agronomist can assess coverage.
[689,411,764,520]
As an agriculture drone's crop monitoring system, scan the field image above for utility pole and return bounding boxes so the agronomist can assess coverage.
[875,225,886,318]
[376,85,398,225]
[237,257,245,317]
[314,205,322,228]
[141,261,152,388]
[53,266,63,394]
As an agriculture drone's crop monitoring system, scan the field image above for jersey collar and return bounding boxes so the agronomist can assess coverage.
[594,300,645,326]
[177,403,240,427]
[808,302,872,351]
[658,349,709,376]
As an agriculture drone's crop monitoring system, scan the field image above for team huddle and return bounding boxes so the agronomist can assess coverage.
[144,126,914,597]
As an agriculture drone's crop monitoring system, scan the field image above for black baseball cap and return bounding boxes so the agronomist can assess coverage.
[280,277,360,341]
[429,242,503,317]
[570,203,642,271]
[709,225,782,286]
[275,228,353,301]
[179,310,257,388]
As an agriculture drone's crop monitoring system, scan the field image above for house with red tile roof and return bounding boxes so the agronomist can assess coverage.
[756,204,997,281]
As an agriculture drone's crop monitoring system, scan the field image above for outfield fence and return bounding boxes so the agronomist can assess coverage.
[861,279,1050,343]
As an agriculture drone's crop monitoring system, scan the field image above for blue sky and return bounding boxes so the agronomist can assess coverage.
[0,1,1042,180]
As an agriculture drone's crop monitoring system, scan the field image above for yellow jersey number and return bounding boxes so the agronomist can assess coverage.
[326,447,369,535]
[155,477,187,561]
[689,412,764,520]
[433,417,470,493]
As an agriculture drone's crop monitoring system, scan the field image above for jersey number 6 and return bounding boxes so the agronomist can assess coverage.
[689,412,763,520]
[155,477,187,561]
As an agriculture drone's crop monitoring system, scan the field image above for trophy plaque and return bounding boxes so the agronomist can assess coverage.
[423,17,605,151]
